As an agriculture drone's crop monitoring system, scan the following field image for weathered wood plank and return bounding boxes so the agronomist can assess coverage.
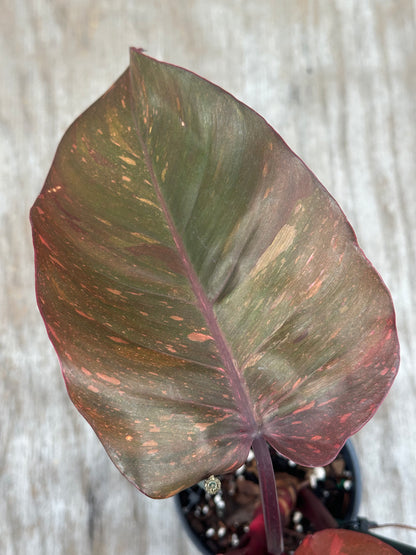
[1,1,415,552]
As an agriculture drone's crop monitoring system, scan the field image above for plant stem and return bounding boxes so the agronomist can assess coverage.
[297,486,339,530]
[252,436,283,555]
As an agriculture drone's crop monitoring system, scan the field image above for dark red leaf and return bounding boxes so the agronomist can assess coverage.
[295,529,401,554]
[31,50,399,501]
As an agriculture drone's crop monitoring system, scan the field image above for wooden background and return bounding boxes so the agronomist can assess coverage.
[1,1,415,553]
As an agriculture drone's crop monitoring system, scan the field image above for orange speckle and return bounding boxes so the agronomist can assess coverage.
[119,155,136,165]
[81,367,91,376]
[122,175,131,182]
[97,373,121,385]
[305,253,315,266]
[317,397,338,407]
[75,308,95,321]
[170,315,184,321]
[329,329,341,341]
[305,276,324,298]
[88,385,99,393]
[108,336,129,344]
[187,332,213,343]
[125,435,133,442]
[38,235,52,249]
[143,440,158,447]
[49,254,65,270]
[107,288,122,295]
[340,413,352,424]
[291,377,303,390]
[133,196,160,209]
[293,401,315,415]
[47,326,61,343]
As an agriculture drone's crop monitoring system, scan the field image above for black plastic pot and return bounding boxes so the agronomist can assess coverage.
[175,440,362,554]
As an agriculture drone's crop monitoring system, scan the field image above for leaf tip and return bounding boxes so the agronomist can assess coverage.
[130,46,147,56]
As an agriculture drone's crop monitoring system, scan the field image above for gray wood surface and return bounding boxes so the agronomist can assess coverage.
[1,1,415,553]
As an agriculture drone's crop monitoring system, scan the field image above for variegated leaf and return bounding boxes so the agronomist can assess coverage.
[31,50,399,498]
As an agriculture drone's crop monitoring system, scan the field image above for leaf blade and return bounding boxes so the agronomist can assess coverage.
[31,50,399,497]
[295,529,401,554]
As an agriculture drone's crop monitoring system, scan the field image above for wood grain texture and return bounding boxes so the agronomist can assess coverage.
[1,1,415,553]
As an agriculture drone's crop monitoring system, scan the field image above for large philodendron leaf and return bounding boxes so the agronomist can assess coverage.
[31,49,399,499]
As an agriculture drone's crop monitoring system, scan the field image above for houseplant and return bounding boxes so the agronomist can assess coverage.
[31,49,400,554]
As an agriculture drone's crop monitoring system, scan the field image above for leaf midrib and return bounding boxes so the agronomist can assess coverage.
[129,68,258,437]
